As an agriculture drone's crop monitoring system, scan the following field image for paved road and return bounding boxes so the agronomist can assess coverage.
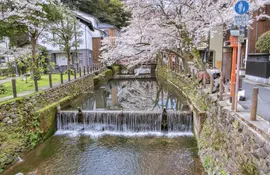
[239,80,270,121]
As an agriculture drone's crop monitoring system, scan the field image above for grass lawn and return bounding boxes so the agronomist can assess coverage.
[0,76,6,80]
[0,73,79,98]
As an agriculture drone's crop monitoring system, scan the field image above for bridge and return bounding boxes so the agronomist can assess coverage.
[116,63,157,79]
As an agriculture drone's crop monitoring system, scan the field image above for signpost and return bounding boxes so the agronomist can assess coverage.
[234,14,249,26]
[233,0,249,111]
[239,26,245,43]
[239,34,245,43]
[234,1,249,15]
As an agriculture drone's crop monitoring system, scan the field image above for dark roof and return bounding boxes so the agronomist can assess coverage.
[98,23,116,29]
[73,10,101,23]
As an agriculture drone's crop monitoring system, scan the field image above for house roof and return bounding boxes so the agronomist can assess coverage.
[73,10,101,23]
[73,10,108,36]
[98,23,115,29]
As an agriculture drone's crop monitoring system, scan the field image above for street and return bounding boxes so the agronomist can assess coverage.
[239,79,270,121]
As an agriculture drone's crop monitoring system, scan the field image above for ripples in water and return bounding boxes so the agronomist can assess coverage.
[5,135,204,175]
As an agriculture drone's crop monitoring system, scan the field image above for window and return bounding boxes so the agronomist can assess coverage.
[0,57,5,64]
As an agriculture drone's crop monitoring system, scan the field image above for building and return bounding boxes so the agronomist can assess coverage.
[245,5,270,84]
[39,13,97,72]
[74,12,120,64]
[74,11,106,64]
[40,10,120,71]
[196,27,223,70]
[209,26,224,69]
[0,37,11,67]
[98,23,120,37]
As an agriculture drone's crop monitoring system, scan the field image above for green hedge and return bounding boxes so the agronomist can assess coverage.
[93,76,100,85]
[104,69,113,78]
[112,66,120,75]
[0,68,9,76]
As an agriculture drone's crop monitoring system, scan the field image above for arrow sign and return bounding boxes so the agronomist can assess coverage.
[235,1,249,15]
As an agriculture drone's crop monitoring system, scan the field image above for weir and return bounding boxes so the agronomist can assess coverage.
[57,110,192,133]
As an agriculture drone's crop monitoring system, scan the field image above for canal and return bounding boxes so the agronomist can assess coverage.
[4,79,204,175]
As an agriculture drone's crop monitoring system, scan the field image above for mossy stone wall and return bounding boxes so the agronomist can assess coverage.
[157,66,270,175]
[93,66,119,87]
[0,73,95,173]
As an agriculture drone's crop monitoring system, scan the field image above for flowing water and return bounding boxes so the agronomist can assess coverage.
[6,136,203,175]
[56,111,193,136]
[4,79,204,175]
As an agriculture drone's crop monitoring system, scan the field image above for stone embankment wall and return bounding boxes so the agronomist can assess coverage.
[157,66,270,175]
[0,67,116,173]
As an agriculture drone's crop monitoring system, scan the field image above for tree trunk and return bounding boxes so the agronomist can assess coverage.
[31,33,38,76]
[67,49,71,71]
[181,58,189,74]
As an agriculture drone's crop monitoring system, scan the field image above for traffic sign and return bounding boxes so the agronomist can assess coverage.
[234,14,249,26]
[239,26,245,35]
[234,1,249,15]
[239,34,245,43]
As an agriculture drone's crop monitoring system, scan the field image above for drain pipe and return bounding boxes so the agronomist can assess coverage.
[162,108,168,132]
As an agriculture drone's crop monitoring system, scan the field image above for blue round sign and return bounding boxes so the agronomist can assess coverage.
[235,1,249,15]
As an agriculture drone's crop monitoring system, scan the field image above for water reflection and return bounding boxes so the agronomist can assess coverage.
[64,79,188,111]
[5,136,204,175]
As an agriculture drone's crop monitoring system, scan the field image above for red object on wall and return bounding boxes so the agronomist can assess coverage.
[229,36,238,96]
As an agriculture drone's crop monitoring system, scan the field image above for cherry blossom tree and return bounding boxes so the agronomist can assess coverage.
[101,0,270,70]
[1,0,60,78]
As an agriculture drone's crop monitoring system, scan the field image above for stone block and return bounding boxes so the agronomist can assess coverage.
[263,143,270,154]
[2,117,9,123]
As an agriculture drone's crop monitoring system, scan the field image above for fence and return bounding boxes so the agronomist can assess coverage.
[1,63,104,101]
[168,64,269,123]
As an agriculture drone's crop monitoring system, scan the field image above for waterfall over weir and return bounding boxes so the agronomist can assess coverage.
[57,110,193,136]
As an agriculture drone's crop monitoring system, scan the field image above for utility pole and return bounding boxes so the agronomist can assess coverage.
[244,28,249,69]
[235,27,242,111]
[74,12,79,71]
[233,0,249,111]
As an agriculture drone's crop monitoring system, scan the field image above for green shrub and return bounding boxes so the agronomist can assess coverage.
[0,85,7,95]
[64,69,75,75]
[30,71,42,80]
[0,68,9,76]
[256,30,270,53]
[104,69,113,78]
[112,65,120,74]
[93,76,100,85]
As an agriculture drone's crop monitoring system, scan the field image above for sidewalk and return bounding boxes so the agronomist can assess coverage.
[239,79,270,121]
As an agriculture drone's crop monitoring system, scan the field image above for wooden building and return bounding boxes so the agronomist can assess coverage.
[246,5,270,84]
[248,5,270,53]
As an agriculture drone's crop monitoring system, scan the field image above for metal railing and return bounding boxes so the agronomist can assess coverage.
[1,63,105,101]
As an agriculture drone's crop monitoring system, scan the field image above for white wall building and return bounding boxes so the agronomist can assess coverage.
[39,20,95,72]
[209,26,223,69]
[38,11,105,72]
